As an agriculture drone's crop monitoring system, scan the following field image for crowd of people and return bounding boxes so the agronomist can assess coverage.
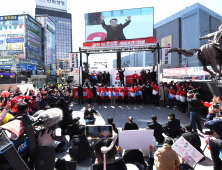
[0,81,222,170]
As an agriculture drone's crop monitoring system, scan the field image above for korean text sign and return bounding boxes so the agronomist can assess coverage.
[172,136,204,167]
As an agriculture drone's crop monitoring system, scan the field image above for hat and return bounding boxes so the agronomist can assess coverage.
[164,137,174,146]
[11,98,18,104]
[73,117,80,123]
[77,125,85,135]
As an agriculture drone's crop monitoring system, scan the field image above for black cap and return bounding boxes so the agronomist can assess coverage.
[78,125,85,135]
[73,117,80,123]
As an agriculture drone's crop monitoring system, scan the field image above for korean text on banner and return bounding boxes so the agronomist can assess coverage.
[119,130,154,149]
[172,136,204,167]
[161,35,172,65]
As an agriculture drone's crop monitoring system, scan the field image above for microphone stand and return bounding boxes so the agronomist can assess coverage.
[101,133,117,170]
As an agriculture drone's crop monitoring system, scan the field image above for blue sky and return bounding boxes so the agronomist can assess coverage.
[0,0,222,51]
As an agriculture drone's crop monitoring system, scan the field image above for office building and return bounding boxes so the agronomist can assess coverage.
[0,12,42,75]
[35,0,72,81]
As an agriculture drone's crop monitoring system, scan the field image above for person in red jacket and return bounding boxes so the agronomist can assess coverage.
[135,85,142,104]
[133,71,138,86]
[167,85,176,109]
[129,86,135,104]
[180,87,187,113]
[151,82,159,106]
[116,85,123,105]
[87,86,93,104]
[123,86,129,105]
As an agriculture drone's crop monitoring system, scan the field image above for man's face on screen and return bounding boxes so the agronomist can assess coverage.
[110,20,117,27]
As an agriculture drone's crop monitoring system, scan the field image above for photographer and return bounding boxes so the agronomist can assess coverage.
[35,128,55,170]
[84,104,101,124]
[69,126,92,163]
[187,93,203,133]
[163,113,180,138]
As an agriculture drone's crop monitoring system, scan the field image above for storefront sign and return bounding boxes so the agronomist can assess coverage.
[8,43,22,50]
[0,16,18,21]
[6,38,24,43]
[28,17,39,26]
[83,38,156,47]
[161,35,172,65]
[47,25,55,35]
[163,68,188,77]
[7,50,23,55]
[36,0,67,11]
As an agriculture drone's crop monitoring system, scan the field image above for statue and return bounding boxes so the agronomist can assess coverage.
[167,23,222,79]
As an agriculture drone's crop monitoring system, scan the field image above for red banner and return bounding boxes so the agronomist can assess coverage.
[83,38,156,47]
[163,68,188,77]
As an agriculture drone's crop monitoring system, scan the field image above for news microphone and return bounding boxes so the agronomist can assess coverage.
[32,108,63,128]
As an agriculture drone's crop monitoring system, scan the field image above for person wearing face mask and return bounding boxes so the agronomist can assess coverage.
[92,71,97,86]
[133,71,138,86]
[116,85,123,105]
[142,84,147,105]
[167,86,175,109]
[92,85,97,104]
[135,85,142,105]
[146,70,151,84]
[84,104,101,124]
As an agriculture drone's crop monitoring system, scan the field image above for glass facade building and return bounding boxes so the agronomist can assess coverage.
[154,3,222,70]
[36,15,56,82]
[0,12,42,74]
[35,8,72,79]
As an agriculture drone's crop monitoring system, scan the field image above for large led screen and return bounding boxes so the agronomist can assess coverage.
[85,7,153,42]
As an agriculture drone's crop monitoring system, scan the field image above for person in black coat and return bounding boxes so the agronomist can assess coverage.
[77,84,84,105]
[56,94,72,136]
[69,126,92,163]
[84,104,101,124]
[151,69,157,83]
[123,116,139,130]
[106,72,111,86]
[47,89,59,107]
[163,113,181,138]
[147,115,164,143]
[142,84,147,105]
[102,71,107,86]
[101,15,131,41]
[182,124,204,157]
[38,92,48,110]
[92,85,97,104]
[107,117,118,134]
[118,68,125,87]
[146,83,152,104]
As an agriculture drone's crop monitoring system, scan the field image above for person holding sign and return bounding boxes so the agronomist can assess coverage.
[116,85,123,105]
[129,86,135,104]
[135,85,142,105]
[92,70,97,86]
[123,86,129,105]
[103,86,109,106]
[154,137,180,170]
[167,85,175,109]
[151,82,159,106]
[110,85,116,105]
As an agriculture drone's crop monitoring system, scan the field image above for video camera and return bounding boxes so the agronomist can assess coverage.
[0,108,63,170]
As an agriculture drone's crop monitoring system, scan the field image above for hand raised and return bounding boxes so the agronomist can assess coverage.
[127,16,131,20]
[100,15,105,21]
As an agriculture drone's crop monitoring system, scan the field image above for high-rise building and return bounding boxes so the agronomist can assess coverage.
[35,0,72,81]
[35,14,56,82]
[0,12,42,75]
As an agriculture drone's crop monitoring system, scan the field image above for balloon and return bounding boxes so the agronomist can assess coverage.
[203,102,212,107]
